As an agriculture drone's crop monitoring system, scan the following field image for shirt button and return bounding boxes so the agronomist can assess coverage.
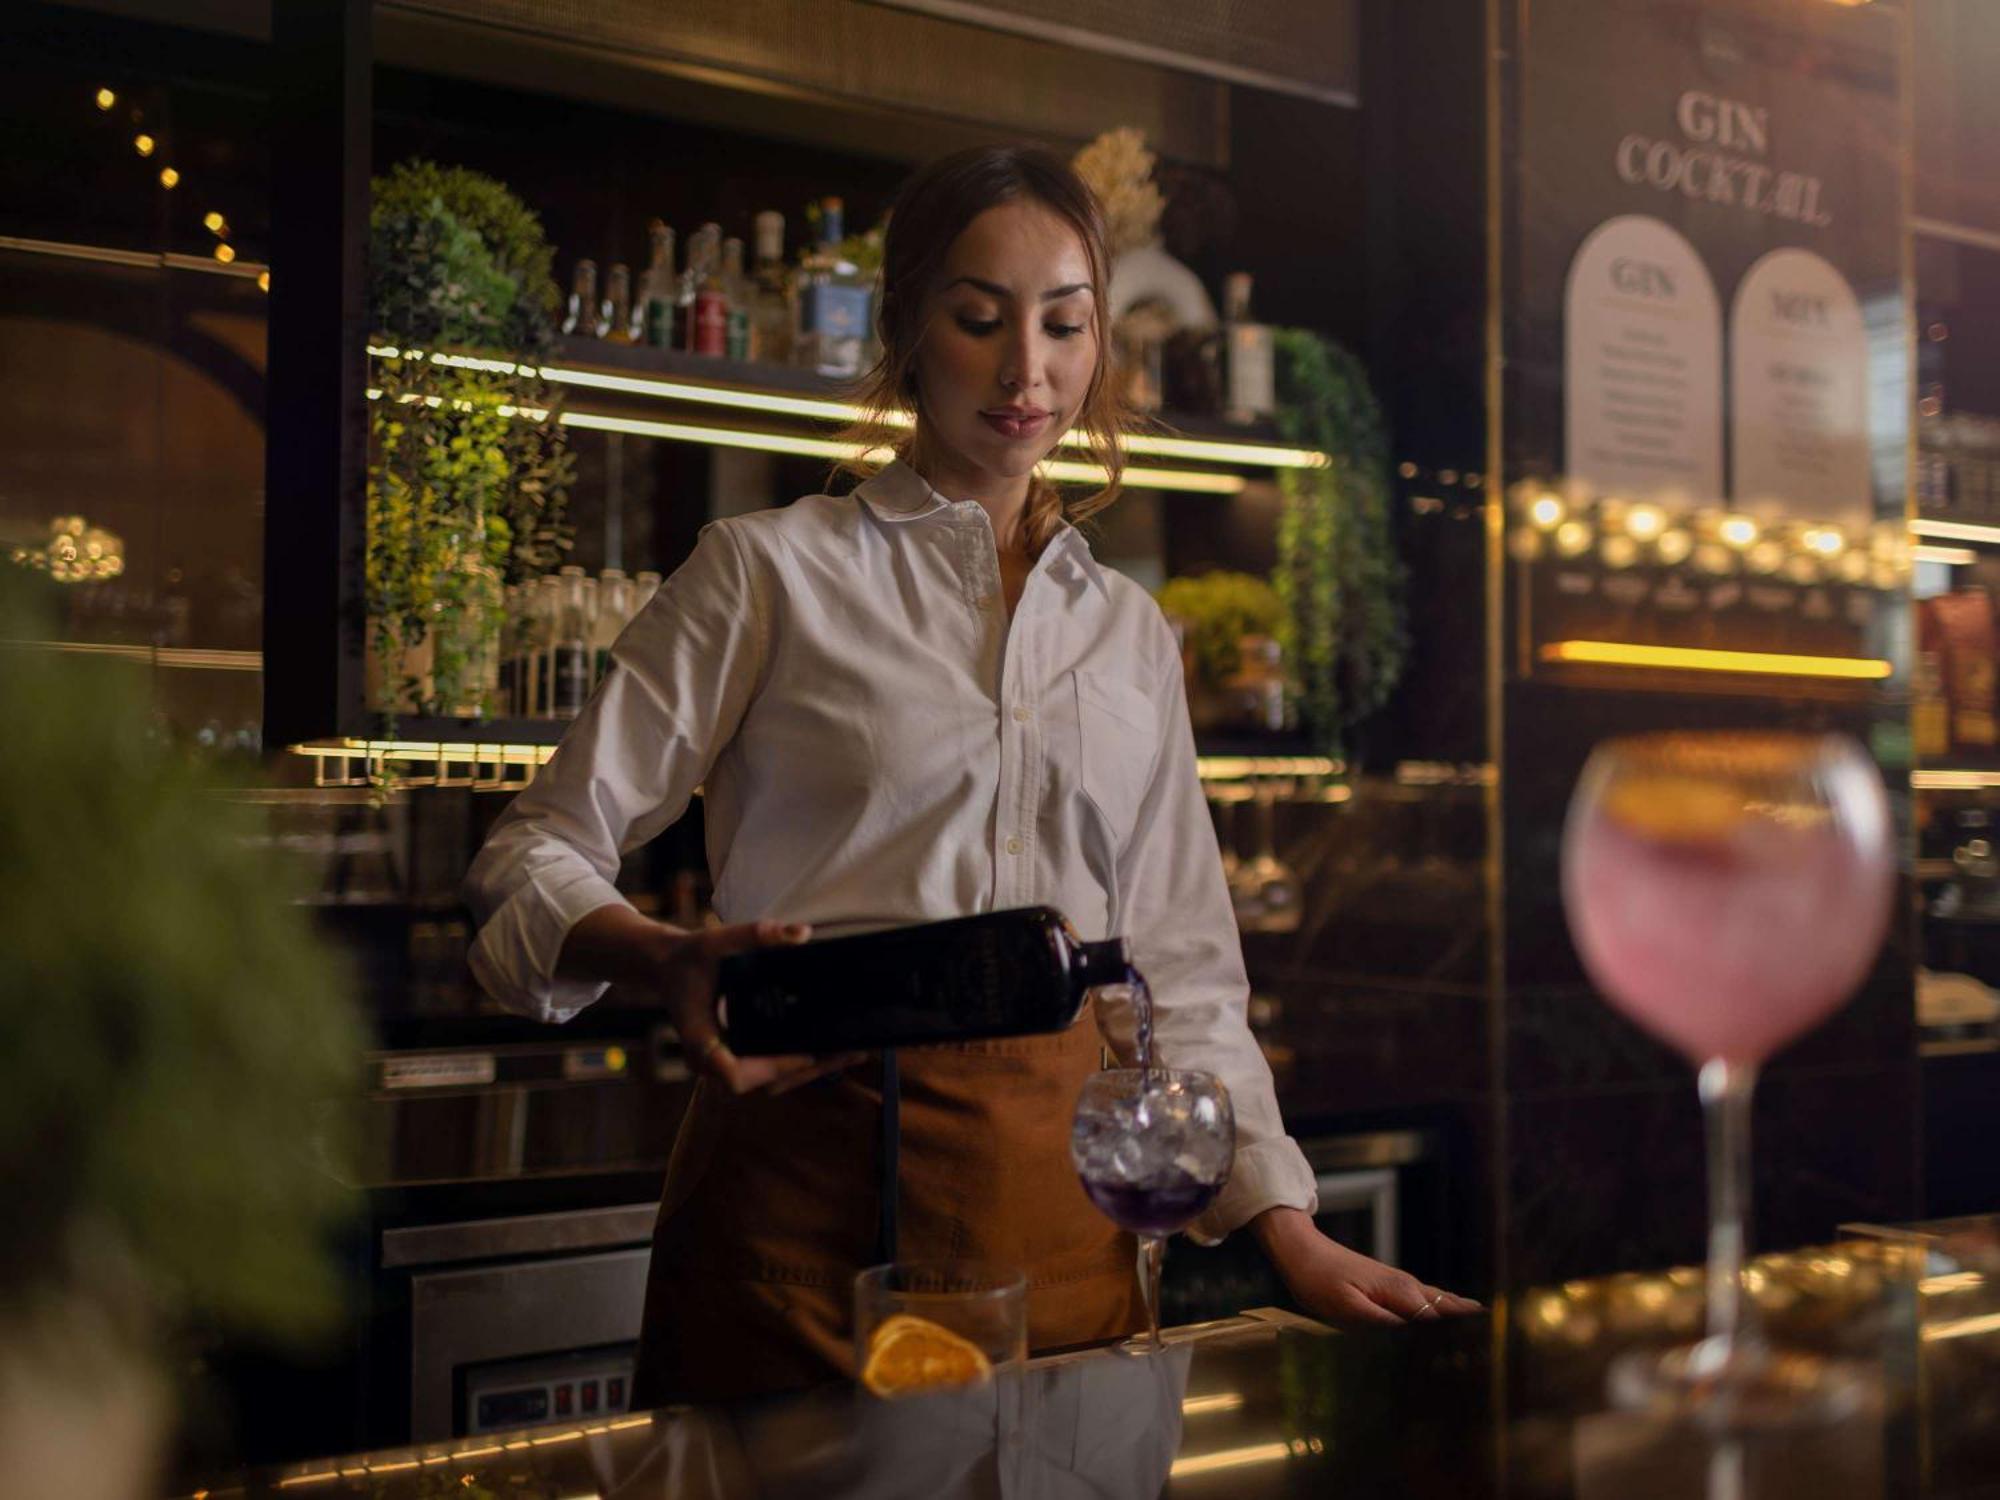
[1005,836,1023,856]
[1012,705,1032,722]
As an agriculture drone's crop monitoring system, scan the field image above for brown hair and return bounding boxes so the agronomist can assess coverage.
[838,144,1129,556]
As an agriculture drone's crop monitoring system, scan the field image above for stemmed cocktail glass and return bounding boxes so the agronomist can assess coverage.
[1561,731,1894,1424]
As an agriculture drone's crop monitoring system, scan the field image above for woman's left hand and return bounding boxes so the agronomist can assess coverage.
[1250,1206,1482,1327]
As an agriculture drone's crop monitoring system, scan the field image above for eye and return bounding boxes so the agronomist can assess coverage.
[956,315,1002,336]
[1045,322,1087,340]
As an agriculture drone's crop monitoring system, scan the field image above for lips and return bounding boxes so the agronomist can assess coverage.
[980,408,1051,440]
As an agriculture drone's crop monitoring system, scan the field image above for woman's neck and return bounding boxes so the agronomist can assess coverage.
[905,439,1033,557]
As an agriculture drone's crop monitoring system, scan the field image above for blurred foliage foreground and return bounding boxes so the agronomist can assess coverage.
[0,575,365,1392]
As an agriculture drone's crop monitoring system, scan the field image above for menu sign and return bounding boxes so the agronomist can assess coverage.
[1564,215,1724,510]
[1511,0,1904,667]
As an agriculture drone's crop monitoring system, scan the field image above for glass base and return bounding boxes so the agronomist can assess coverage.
[1115,1331,1167,1356]
[1607,1337,1876,1433]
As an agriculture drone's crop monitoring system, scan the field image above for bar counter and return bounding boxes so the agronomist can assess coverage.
[174,1221,2000,1500]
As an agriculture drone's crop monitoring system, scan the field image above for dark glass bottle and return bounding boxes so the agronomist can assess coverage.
[720,906,1130,1056]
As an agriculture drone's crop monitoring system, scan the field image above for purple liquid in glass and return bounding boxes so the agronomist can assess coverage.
[1080,1170,1223,1237]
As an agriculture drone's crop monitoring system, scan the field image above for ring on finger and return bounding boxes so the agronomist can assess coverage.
[1415,1291,1443,1318]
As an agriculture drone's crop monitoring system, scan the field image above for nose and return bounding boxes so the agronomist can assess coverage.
[997,321,1045,396]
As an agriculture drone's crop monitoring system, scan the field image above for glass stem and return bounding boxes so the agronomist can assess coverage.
[1699,1057,1761,1359]
[1139,1235,1166,1351]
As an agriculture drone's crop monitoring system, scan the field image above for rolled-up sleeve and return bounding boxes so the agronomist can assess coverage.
[1106,636,1318,1244]
[463,521,767,1021]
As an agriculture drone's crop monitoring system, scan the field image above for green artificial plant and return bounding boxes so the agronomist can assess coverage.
[367,160,574,719]
[0,576,364,1376]
[1156,570,1287,688]
[1270,329,1407,759]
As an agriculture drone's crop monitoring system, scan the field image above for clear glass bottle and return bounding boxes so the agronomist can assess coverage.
[749,210,792,365]
[527,575,562,717]
[496,583,521,716]
[796,197,868,378]
[721,236,751,361]
[561,259,599,339]
[1221,272,1275,425]
[551,565,593,719]
[592,568,631,689]
[632,570,663,617]
[602,263,634,345]
[720,907,1132,1055]
[636,220,676,346]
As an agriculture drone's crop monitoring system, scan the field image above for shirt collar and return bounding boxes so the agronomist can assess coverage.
[852,459,1111,598]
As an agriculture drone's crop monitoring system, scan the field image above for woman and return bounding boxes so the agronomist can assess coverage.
[465,145,1476,1404]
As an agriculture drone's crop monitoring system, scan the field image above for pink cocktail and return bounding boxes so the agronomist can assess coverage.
[1559,732,1895,1424]
[1565,789,1893,1065]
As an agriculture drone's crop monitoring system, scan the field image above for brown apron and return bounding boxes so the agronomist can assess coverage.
[629,1004,1140,1405]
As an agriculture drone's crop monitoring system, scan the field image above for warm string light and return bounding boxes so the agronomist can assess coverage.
[1506,480,1910,588]
[93,85,251,264]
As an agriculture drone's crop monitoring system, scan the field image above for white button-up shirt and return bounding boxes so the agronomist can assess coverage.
[464,459,1318,1240]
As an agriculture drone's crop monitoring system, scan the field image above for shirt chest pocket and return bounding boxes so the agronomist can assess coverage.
[1072,669,1157,845]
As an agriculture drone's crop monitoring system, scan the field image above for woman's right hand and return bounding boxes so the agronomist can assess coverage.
[645,917,867,1095]
[560,906,864,1095]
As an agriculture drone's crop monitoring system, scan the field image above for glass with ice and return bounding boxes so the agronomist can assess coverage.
[1070,1068,1235,1353]
[1562,731,1895,1423]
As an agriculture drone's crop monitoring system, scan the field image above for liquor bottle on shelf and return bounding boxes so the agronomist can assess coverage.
[721,236,751,361]
[591,568,631,688]
[672,227,704,352]
[1220,272,1274,425]
[635,220,676,345]
[551,566,593,719]
[562,259,600,339]
[632,570,663,617]
[1915,651,1951,760]
[602,264,634,345]
[497,583,520,716]
[719,906,1131,1056]
[795,197,869,379]
[749,210,792,365]
[526,575,561,716]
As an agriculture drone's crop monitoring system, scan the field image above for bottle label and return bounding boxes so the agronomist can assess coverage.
[696,291,727,356]
[554,646,591,716]
[726,309,751,361]
[644,298,672,347]
[810,285,870,342]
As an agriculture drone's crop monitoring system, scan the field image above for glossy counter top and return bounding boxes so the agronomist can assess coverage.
[178,1227,2000,1499]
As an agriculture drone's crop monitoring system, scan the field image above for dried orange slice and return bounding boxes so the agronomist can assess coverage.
[860,1314,992,1398]
[1603,775,1747,842]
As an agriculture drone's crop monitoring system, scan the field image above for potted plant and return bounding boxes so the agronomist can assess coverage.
[1270,329,1407,761]
[367,160,574,719]
[1156,570,1290,734]
[0,578,364,1498]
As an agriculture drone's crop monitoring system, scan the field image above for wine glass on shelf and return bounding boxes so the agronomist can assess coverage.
[1070,1069,1236,1353]
[1561,731,1895,1425]
[1240,773,1304,934]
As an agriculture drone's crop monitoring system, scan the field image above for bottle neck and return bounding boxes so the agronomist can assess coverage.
[1072,936,1132,995]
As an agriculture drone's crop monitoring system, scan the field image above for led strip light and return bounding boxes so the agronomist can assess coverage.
[366,345,1324,472]
[1541,641,1894,680]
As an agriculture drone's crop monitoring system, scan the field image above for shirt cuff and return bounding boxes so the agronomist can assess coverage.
[1184,1134,1319,1246]
[465,870,631,1023]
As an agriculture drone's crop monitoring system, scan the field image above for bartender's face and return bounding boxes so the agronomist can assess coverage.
[913,199,1099,501]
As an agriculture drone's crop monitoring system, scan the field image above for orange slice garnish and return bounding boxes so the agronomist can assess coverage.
[860,1314,992,1398]
[1603,774,1749,842]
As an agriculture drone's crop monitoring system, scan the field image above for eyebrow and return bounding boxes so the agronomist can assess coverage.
[945,276,1093,302]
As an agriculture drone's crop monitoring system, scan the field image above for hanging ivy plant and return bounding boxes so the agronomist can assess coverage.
[1270,329,1407,760]
[366,161,574,721]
